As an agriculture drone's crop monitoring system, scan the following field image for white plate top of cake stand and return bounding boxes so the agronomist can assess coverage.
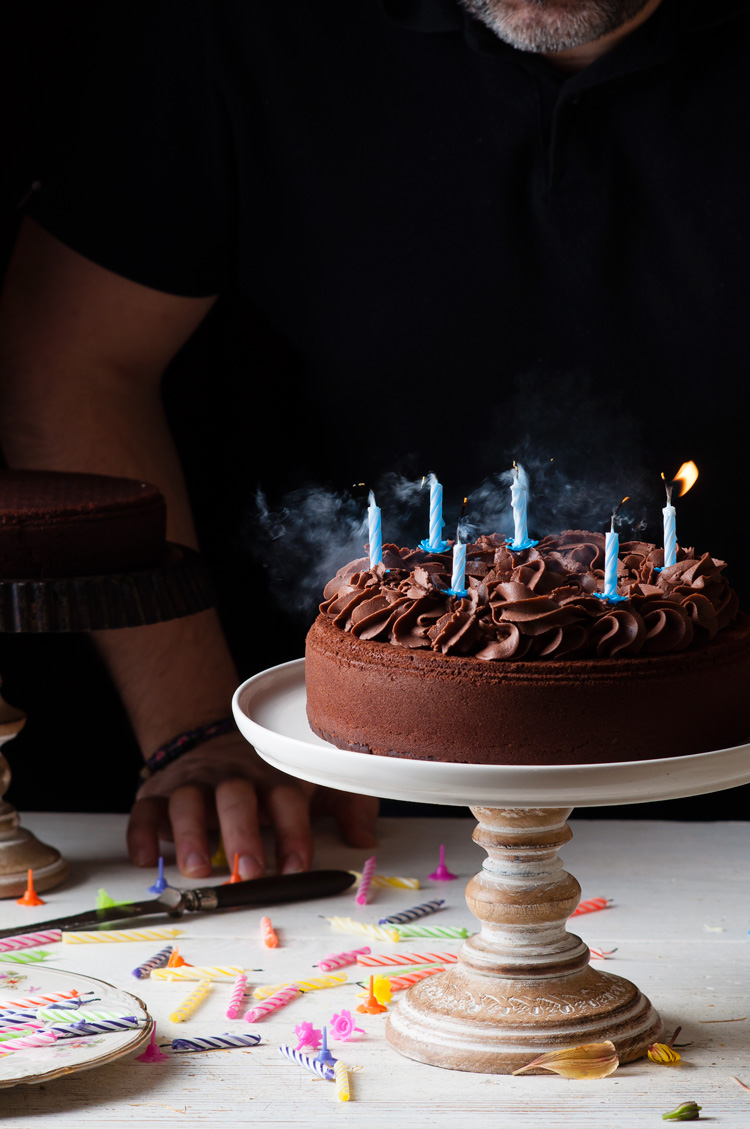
[233,659,750,809]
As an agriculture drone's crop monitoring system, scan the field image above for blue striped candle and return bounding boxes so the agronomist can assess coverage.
[368,492,382,568]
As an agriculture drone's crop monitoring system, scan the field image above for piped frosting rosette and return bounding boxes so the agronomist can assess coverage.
[319,531,739,661]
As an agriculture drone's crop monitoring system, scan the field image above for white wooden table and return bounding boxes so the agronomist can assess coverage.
[1,812,749,1127]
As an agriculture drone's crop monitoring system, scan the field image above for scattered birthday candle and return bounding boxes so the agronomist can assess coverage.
[244,986,301,1023]
[0,990,80,1008]
[350,872,420,890]
[326,917,399,942]
[38,1007,142,1024]
[429,844,457,881]
[278,1043,335,1080]
[2,1031,57,1050]
[355,856,377,907]
[378,900,445,926]
[394,924,470,940]
[62,928,182,944]
[316,947,371,971]
[169,1032,262,1052]
[0,950,51,965]
[334,1058,351,1101]
[293,974,348,993]
[260,916,278,948]
[389,967,446,991]
[357,950,458,967]
[132,945,174,979]
[170,980,213,1023]
[0,931,62,953]
[226,973,248,1019]
[152,966,244,981]
[49,1017,142,1039]
[252,981,295,1000]
[571,898,612,917]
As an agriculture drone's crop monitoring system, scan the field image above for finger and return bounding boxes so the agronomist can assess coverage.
[333,792,380,849]
[127,797,164,867]
[215,777,265,880]
[262,783,314,874]
[168,785,212,877]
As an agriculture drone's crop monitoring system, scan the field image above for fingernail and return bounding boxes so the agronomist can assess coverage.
[184,851,208,874]
[282,853,304,875]
[238,854,263,880]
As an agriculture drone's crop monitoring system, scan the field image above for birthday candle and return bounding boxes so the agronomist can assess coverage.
[334,1059,351,1101]
[292,974,348,992]
[278,1044,335,1081]
[510,463,528,546]
[327,917,399,942]
[244,986,301,1023]
[355,856,377,906]
[378,900,445,925]
[38,1008,141,1024]
[170,980,213,1023]
[252,981,294,1000]
[662,475,677,567]
[2,1031,57,1050]
[368,492,382,568]
[260,917,278,948]
[0,931,62,953]
[350,873,420,890]
[394,924,471,940]
[316,947,371,971]
[225,973,248,1019]
[571,897,612,917]
[132,945,174,979]
[389,967,446,991]
[0,951,51,964]
[450,537,466,593]
[169,1032,261,1052]
[357,950,459,967]
[151,966,244,981]
[603,527,619,597]
[48,1017,142,1038]
[62,928,182,944]
[0,990,80,1008]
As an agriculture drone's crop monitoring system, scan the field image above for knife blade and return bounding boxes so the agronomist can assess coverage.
[0,869,356,940]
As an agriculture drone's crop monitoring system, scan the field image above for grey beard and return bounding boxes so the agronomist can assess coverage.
[457,0,653,53]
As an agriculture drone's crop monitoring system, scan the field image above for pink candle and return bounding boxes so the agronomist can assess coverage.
[355,857,377,906]
[225,974,247,1019]
[316,946,371,972]
[0,931,62,953]
[244,986,301,1023]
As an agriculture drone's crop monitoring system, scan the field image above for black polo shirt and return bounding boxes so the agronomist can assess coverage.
[27,0,750,621]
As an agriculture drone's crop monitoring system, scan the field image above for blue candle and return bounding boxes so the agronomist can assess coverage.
[603,527,620,597]
[451,537,466,593]
[428,476,444,550]
[368,492,382,568]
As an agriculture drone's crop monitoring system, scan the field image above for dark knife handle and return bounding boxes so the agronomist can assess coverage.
[192,869,356,912]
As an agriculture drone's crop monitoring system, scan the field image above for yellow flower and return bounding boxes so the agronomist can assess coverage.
[372,975,392,1005]
[648,1043,681,1065]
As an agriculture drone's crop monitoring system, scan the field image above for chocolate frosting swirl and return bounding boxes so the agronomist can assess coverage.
[318,531,741,660]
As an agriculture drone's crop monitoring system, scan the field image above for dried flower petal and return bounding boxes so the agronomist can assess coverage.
[648,1042,682,1064]
[662,1100,702,1120]
[512,1040,619,1079]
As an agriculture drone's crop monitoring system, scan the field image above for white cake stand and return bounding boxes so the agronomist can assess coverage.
[233,658,750,1075]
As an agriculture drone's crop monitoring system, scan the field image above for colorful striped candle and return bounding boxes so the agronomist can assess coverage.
[169,1032,261,1052]
[278,1044,335,1080]
[38,1008,140,1024]
[260,917,278,949]
[334,1059,350,1101]
[357,950,458,967]
[394,924,470,939]
[389,967,446,991]
[367,493,382,568]
[49,1017,141,1038]
[244,987,301,1023]
[0,931,62,953]
[62,928,182,944]
[132,945,174,979]
[571,898,612,916]
[355,856,377,907]
[327,917,399,942]
[3,1031,58,1050]
[316,947,371,972]
[293,974,347,992]
[170,980,213,1023]
[0,990,81,1009]
[0,951,51,964]
[225,974,247,1019]
[378,900,445,925]
[151,966,244,981]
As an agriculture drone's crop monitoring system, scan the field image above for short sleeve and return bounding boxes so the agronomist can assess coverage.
[27,0,234,297]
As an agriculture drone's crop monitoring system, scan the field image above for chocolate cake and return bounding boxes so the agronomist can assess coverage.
[305,532,750,765]
[0,469,167,578]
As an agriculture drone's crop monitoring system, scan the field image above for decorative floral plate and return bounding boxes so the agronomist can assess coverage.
[0,964,152,1088]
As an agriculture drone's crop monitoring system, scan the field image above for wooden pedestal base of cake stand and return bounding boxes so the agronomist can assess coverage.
[386,805,660,1073]
[0,691,68,898]
[232,658,750,1075]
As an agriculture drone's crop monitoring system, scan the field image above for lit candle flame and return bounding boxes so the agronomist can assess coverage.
[672,460,698,498]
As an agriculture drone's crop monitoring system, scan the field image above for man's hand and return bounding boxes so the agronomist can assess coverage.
[128,733,379,879]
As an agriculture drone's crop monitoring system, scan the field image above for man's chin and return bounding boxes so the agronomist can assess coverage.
[457,0,653,54]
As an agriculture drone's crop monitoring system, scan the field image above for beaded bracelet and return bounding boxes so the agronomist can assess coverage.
[139,717,235,782]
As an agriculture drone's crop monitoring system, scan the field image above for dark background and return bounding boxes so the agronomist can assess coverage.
[0,4,747,822]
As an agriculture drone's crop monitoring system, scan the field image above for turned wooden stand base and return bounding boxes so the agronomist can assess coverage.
[0,691,68,898]
[386,807,662,1074]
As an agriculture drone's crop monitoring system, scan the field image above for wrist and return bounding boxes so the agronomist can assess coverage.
[139,715,236,783]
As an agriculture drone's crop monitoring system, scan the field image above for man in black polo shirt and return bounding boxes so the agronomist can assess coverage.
[0,0,748,876]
